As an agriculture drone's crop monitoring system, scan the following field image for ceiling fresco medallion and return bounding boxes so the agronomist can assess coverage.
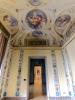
[3,15,18,26]
[3,15,18,34]
[32,31,43,37]
[26,9,47,29]
[55,15,71,27]
[28,0,41,6]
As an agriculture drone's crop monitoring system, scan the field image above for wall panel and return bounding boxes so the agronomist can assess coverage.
[63,38,75,96]
[7,50,19,96]
[2,47,68,98]
[55,50,68,96]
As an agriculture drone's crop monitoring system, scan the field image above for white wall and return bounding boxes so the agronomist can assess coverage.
[1,47,69,98]
[66,39,75,84]
[7,50,19,96]
[55,50,68,96]
[62,37,75,96]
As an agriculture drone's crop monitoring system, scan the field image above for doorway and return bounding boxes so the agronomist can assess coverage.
[29,58,46,99]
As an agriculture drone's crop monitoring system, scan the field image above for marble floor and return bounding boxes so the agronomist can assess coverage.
[30,96,75,100]
[30,96,47,100]
[1,96,75,100]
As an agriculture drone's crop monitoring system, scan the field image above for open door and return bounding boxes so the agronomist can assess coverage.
[33,66,42,97]
[29,58,46,99]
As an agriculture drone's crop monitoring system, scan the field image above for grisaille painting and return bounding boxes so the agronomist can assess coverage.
[55,15,71,27]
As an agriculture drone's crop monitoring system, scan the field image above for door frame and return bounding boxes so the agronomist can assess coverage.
[27,56,48,99]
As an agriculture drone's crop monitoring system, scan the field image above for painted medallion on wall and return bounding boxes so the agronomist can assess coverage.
[55,15,71,27]
[2,15,18,34]
[26,9,47,29]
[28,0,41,6]
[32,31,43,37]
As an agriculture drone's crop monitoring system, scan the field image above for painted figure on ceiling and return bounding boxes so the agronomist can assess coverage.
[55,15,71,27]
[26,9,47,29]
[3,15,18,26]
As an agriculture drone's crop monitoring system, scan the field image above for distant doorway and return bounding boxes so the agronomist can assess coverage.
[29,58,46,99]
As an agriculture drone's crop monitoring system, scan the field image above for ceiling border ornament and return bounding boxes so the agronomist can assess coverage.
[28,0,42,6]
[0,9,19,35]
[32,31,43,37]
[54,14,71,38]
[64,20,75,41]
[55,15,71,28]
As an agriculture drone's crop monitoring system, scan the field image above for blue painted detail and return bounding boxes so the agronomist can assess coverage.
[56,92,60,96]
[3,15,18,26]
[26,9,47,29]
[51,50,61,96]
[16,90,20,96]
[74,93,75,96]
[3,91,7,96]
[69,91,72,96]
[16,49,24,96]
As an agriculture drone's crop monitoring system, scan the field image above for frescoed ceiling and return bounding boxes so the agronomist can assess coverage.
[0,0,75,46]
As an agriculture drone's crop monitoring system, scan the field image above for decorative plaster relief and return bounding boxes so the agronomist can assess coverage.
[0,9,19,35]
[66,22,75,39]
[32,31,43,37]
[54,15,71,37]
[3,15,19,34]
[28,0,42,6]
[3,15,18,27]
[55,15,71,27]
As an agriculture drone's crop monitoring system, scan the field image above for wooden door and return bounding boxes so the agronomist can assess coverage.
[33,66,42,97]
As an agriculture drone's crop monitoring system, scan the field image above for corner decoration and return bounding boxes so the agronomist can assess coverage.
[54,15,71,37]
[55,15,71,27]
[3,15,18,34]
[26,9,47,29]
[28,0,42,6]
[3,15,18,26]
[32,31,43,37]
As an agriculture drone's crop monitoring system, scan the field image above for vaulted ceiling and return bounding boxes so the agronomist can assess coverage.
[0,0,75,47]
